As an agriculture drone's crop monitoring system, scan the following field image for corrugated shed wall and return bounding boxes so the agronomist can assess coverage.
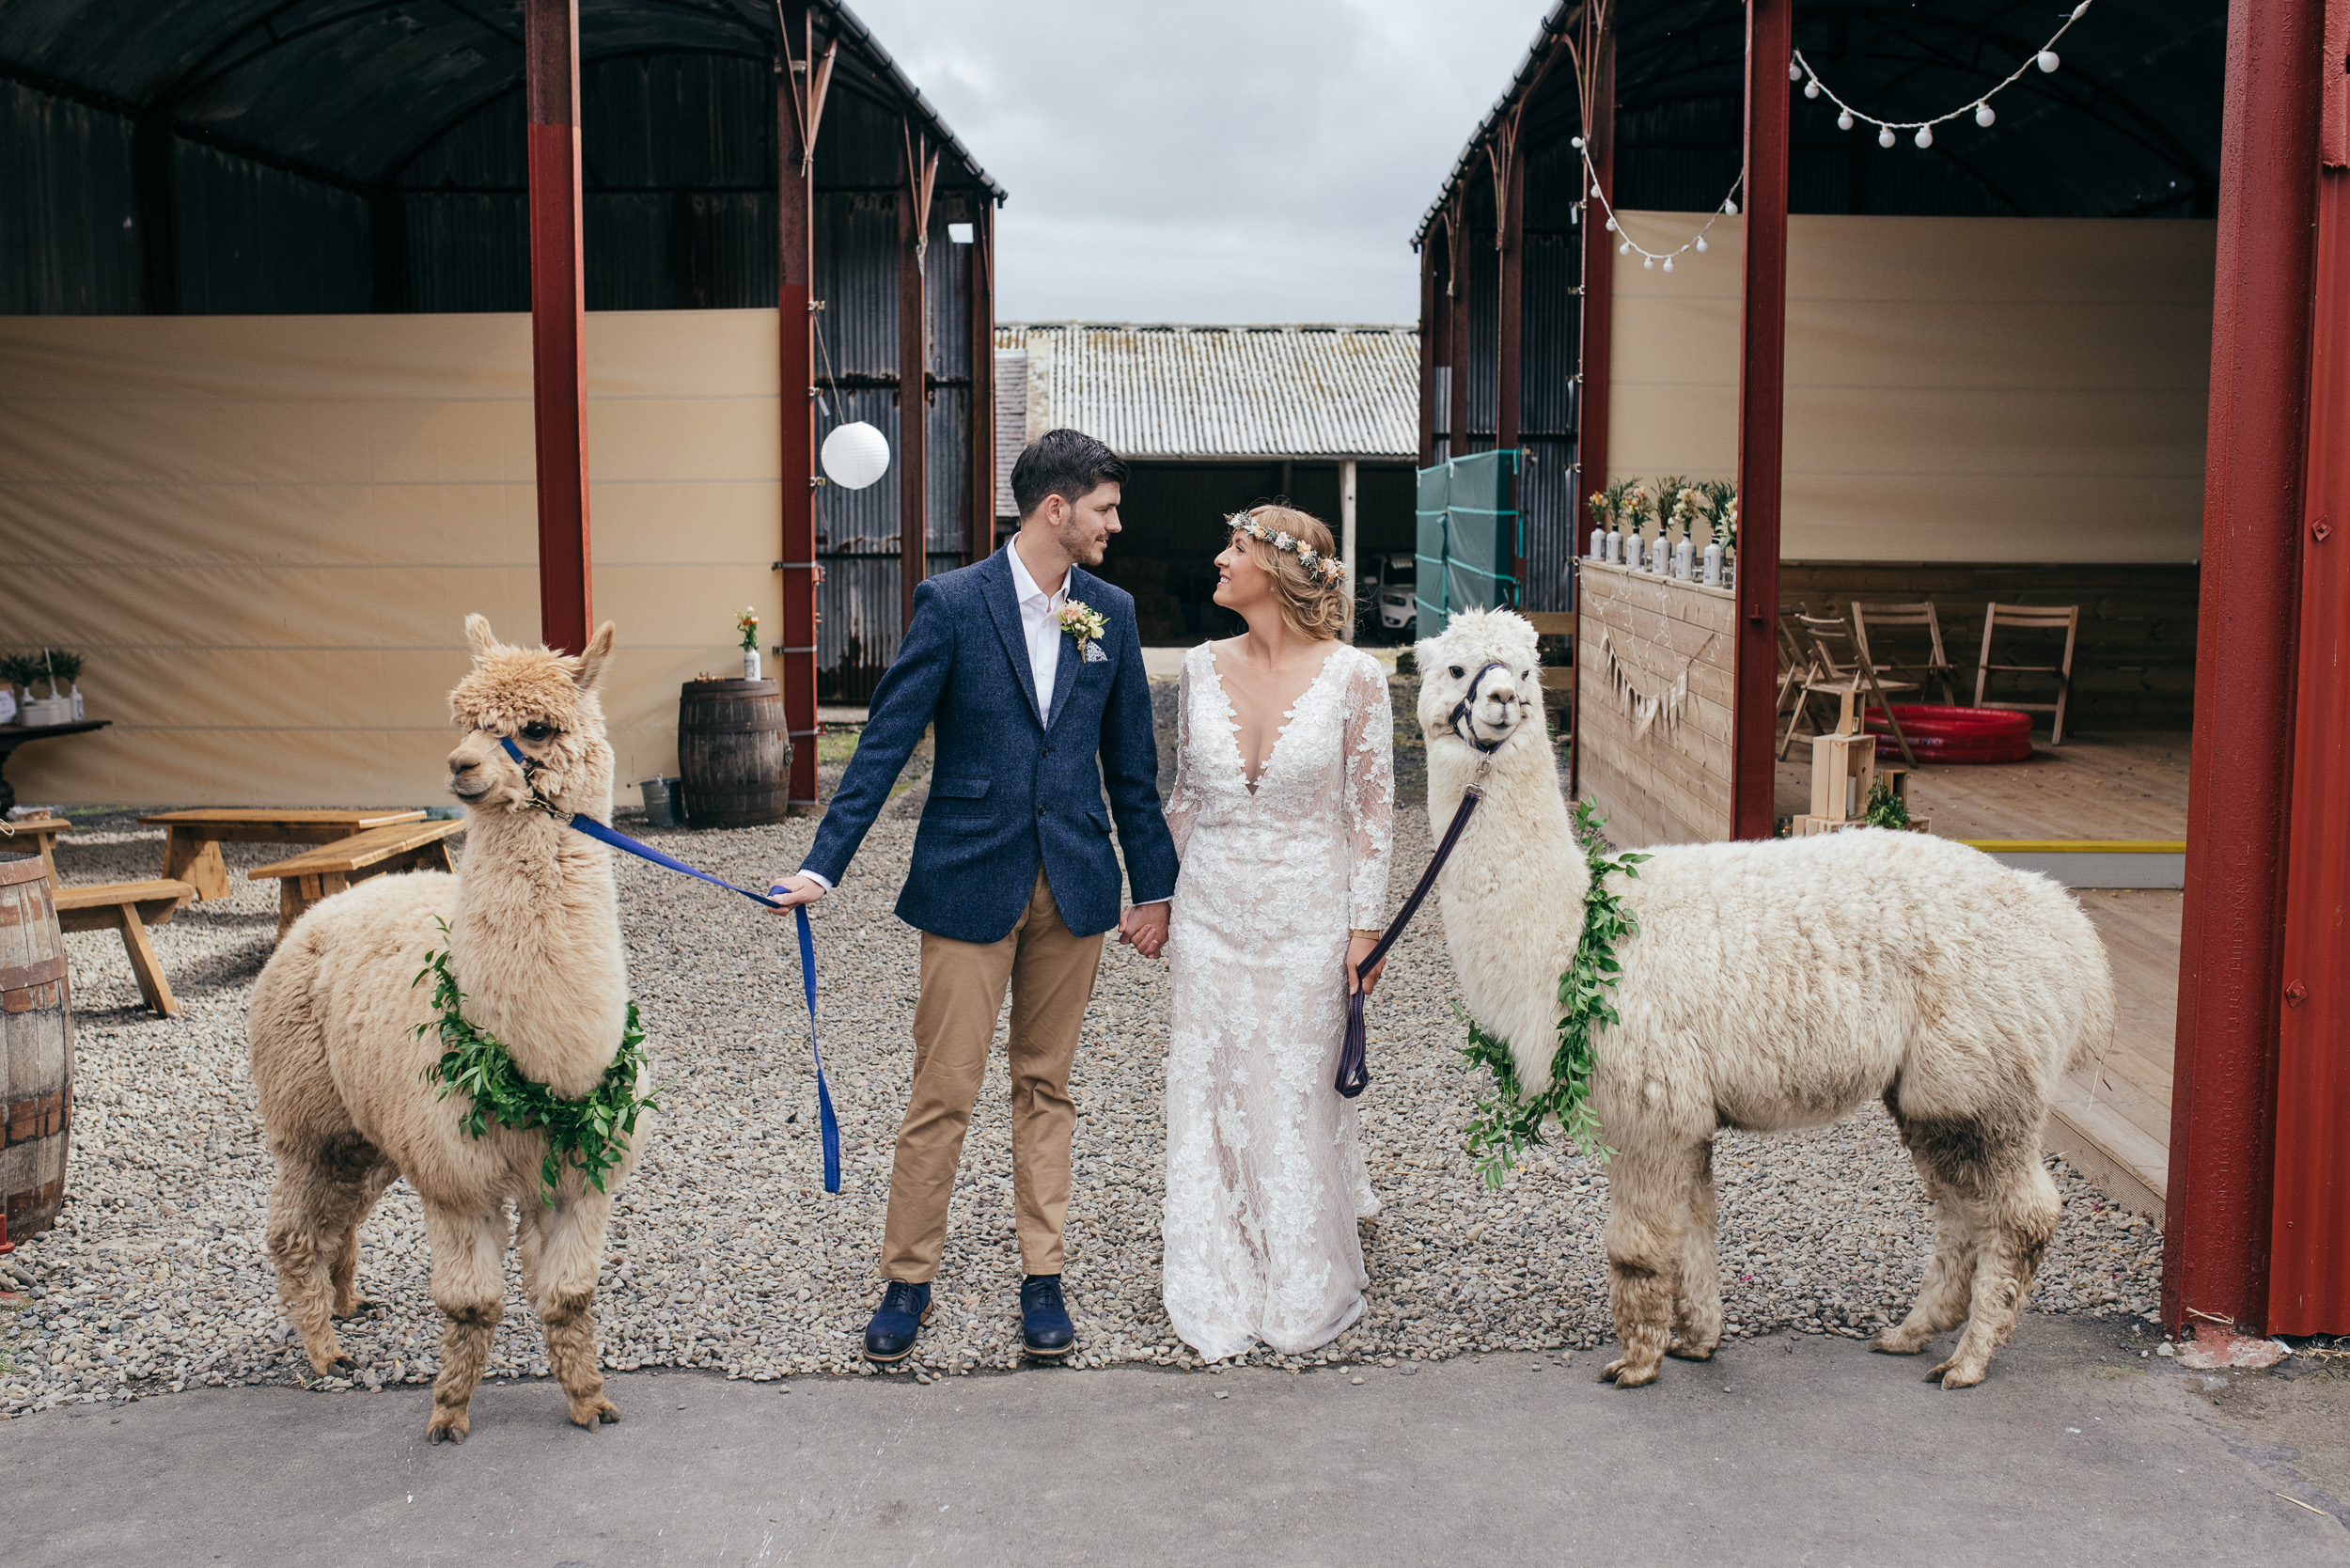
[0,78,140,313]
[174,142,371,314]
[996,324,1419,459]
[994,348,1027,517]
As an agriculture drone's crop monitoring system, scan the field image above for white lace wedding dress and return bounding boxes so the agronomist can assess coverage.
[1160,640,1395,1359]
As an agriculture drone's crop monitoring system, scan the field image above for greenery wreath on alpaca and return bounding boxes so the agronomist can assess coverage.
[1459,799,1648,1188]
[414,917,658,1206]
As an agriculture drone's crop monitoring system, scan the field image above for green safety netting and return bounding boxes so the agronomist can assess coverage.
[1414,449,1520,642]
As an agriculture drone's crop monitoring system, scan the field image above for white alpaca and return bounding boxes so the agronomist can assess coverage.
[1417,609,2111,1389]
[250,616,645,1443]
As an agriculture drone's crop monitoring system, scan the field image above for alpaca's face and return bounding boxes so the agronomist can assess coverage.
[446,615,617,816]
[1415,610,1542,759]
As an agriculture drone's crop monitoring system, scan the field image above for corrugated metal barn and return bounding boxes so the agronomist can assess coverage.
[0,0,1001,795]
[995,322,1421,643]
[1416,0,2222,657]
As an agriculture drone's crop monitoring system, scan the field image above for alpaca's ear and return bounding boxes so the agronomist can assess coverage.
[464,614,499,662]
[572,621,617,692]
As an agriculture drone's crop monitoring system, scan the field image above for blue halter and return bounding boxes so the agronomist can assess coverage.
[495,735,839,1193]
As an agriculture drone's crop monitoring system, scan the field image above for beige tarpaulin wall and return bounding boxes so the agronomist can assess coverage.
[1606,213,2215,562]
[0,309,782,808]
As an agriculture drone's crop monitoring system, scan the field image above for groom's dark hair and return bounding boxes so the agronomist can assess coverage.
[1011,429,1129,521]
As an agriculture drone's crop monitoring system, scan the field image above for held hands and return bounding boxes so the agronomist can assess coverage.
[1119,901,1170,960]
[1347,933,1387,996]
[766,873,829,911]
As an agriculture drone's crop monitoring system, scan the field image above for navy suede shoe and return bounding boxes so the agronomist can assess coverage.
[864,1280,932,1363]
[1021,1275,1074,1358]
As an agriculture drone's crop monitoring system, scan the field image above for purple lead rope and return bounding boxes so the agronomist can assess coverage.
[1336,784,1483,1099]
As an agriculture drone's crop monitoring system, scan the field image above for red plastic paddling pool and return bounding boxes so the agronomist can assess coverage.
[1864,705,2034,763]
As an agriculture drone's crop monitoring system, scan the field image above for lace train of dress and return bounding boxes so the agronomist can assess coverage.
[1160,641,1395,1359]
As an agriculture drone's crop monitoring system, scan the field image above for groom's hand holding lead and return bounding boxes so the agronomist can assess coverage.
[1118,900,1169,959]
[767,872,828,909]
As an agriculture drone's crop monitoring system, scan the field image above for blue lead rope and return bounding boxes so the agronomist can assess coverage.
[497,738,841,1192]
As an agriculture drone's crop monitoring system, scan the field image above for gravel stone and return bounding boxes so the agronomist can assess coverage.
[0,695,2162,1416]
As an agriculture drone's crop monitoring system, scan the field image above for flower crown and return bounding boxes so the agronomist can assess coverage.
[1230,511,1347,585]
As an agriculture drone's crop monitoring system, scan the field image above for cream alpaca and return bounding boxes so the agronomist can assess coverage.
[1417,609,2111,1390]
[249,615,645,1443]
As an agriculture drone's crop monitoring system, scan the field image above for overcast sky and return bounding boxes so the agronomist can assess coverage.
[852,0,1551,324]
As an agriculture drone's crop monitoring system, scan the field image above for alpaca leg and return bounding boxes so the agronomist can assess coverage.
[1874,1164,1977,1357]
[518,1194,622,1430]
[424,1202,508,1445]
[328,1168,395,1319]
[1668,1140,1723,1361]
[1930,1151,2060,1389]
[264,1162,353,1375]
[1601,1146,1684,1388]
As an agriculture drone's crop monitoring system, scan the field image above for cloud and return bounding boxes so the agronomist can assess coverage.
[851,0,1545,321]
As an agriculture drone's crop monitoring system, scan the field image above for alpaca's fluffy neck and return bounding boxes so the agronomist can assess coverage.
[447,805,630,1101]
[1428,730,1590,1090]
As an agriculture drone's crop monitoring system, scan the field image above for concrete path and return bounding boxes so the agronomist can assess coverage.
[8,1316,2344,1567]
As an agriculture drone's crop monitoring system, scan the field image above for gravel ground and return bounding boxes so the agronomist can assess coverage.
[0,686,2162,1416]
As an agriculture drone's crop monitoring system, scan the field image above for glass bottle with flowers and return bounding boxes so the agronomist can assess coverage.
[737,606,761,681]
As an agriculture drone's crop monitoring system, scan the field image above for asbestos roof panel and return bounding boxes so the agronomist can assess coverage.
[996,322,1419,462]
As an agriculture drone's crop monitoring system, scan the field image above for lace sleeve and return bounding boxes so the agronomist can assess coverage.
[1340,651,1395,930]
[1164,655,1203,860]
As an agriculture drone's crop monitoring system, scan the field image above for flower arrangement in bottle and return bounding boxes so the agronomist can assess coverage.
[736,606,761,681]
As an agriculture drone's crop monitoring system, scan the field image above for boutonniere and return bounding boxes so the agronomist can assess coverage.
[1058,601,1109,664]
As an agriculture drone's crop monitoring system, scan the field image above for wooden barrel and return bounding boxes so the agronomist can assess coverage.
[0,854,74,1244]
[676,679,794,828]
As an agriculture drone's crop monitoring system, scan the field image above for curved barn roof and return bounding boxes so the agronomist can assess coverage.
[0,0,1001,197]
[1415,0,2223,242]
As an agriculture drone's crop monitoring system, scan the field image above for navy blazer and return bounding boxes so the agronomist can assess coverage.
[801,546,1180,943]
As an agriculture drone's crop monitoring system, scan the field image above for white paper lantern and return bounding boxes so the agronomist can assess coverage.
[821,421,891,490]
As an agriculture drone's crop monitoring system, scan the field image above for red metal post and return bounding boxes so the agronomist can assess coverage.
[776,17,822,810]
[2164,0,2326,1338]
[1418,240,1438,469]
[1448,198,1471,454]
[968,201,995,565]
[1730,0,1791,841]
[1575,18,1615,514]
[1497,122,1527,596]
[897,133,932,642]
[525,0,591,654]
[2264,7,2350,1334]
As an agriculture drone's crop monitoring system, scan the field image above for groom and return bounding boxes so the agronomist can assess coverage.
[769,428,1178,1364]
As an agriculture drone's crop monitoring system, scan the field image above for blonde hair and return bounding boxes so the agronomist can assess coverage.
[1230,505,1350,641]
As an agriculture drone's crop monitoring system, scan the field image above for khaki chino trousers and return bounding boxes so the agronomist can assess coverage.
[881,869,1104,1282]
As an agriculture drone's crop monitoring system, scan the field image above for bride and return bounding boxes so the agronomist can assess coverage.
[1148,504,1395,1359]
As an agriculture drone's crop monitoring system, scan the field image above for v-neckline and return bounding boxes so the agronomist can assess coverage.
[1203,643,1347,797]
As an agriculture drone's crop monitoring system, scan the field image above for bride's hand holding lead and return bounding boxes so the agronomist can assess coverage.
[1202,524,1387,997]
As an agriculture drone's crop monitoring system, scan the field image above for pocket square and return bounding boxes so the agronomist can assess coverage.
[1081,641,1107,664]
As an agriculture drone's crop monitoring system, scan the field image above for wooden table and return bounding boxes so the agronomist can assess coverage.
[248,818,465,939]
[135,808,428,902]
[0,815,71,884]
[0,719,110,816]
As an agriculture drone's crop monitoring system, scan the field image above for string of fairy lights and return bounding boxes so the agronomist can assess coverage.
[1579,0,2096,274]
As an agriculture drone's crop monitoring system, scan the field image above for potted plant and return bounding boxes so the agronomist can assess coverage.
[737,607,761,682]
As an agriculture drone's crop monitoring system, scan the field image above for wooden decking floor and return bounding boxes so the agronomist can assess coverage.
[1775,732,2187,1215]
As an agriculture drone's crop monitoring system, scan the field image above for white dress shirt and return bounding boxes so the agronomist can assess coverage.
[794,542,1069,898]
[1006,538,1069,720]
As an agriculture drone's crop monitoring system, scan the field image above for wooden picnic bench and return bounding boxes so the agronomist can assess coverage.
[0,815,71,885]
[52,877,196,1016]
[248,818,465,939]
[137,808,428,902]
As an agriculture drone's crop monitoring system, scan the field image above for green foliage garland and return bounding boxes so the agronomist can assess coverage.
[1458,800,1650,1188]
[1862,779,1912,830]
[413,918,657,1206]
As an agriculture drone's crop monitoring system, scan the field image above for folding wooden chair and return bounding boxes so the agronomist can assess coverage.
[1780,613,1920,765]
[1774,603,1816,742]
[1975,602,2080,745]
[1850,601,1960,706]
